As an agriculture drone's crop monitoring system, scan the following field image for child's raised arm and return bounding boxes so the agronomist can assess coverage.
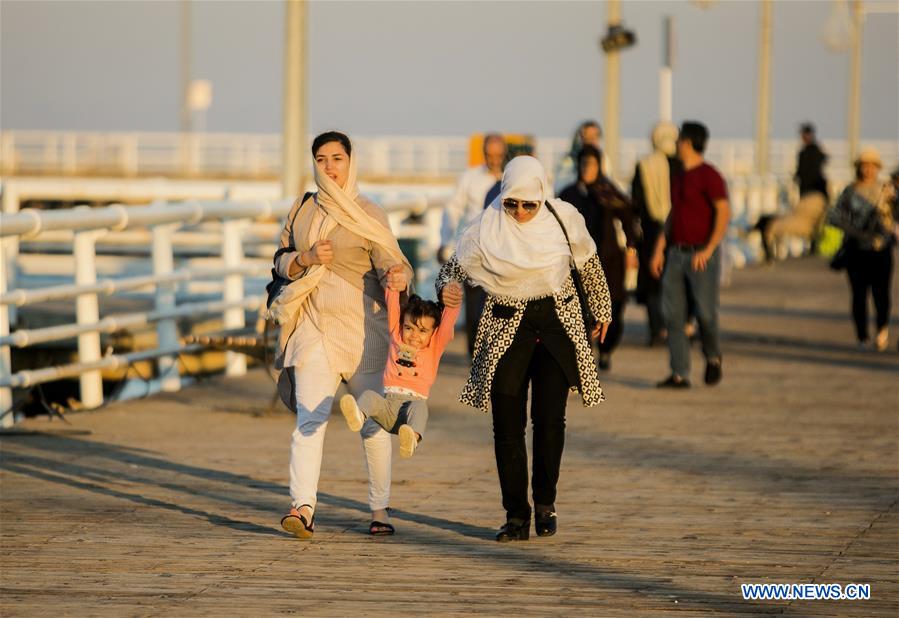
[385,264,408,336]
[385,286,402,336]
[432,282,463,352]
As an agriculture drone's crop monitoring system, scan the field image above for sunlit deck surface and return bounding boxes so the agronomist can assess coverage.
[2,258,897,616]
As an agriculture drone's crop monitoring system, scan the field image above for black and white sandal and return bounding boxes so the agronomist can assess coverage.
[281,504,315,539]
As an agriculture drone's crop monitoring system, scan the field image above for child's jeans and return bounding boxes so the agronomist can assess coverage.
[358,391,429,439]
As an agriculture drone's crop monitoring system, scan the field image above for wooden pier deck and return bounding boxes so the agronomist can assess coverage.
[2,257,898,616]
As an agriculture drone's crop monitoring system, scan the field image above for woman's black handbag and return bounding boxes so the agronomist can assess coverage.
[266,191,314,309]
[829,243,849,271]
[544,201,598,336]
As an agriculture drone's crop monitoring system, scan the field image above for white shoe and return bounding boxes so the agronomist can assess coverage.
[339,394,365,432]
[398,424,417,459]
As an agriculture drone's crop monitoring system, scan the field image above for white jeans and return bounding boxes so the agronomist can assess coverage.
[289,335,391,513]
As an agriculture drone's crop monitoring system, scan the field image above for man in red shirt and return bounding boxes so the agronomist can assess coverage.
[650,122,730,388]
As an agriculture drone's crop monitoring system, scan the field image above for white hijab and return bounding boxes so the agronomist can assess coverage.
[455,156,596,300]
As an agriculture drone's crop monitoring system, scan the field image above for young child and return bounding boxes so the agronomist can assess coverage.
[340,276,462,458]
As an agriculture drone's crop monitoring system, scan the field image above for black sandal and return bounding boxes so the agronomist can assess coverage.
[281,504,314,539]
[369,520,395,536]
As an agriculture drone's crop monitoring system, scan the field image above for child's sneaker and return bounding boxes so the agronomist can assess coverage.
[399,424,418,459]
[339,394,365,432]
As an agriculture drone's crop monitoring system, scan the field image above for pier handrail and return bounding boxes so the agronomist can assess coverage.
[4,130,895,184]
[0,193,438,426]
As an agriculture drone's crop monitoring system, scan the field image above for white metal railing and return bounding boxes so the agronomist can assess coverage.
[4,131,895,184]
[0,193,443,427]
[0,164,859,426]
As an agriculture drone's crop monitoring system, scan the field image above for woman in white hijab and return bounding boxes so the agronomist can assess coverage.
[436,156,612,541]
[269,131,413,538]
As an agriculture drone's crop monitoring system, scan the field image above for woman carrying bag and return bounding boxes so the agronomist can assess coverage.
[436,156,612,542]
[828,148,896,351]
[268,131,413,538]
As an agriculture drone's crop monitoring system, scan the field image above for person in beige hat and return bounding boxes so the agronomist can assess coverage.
[828,146,896,351]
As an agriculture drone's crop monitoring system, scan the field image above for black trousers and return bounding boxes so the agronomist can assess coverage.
[490,297,578,522]
[464,282,486,357]
[846,248,893,342]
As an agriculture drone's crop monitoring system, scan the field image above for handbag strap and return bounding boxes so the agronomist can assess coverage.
[544,200,596,331]
[543,201,577,268]
[273,191,315,263]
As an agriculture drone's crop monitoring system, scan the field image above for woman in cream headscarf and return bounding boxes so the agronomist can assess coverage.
[436,156,612,542]
[269,131,413,538]
[631,121,680,345]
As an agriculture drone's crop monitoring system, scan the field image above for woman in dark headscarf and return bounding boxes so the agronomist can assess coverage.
[559,145,637,370]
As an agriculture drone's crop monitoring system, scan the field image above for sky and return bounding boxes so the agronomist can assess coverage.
[1,0,897,140]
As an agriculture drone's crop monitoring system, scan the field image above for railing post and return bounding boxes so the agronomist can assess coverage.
[122,134,139,177]
[221,218,247,376]
[189,134,201,176]
[63,134,78,175]
[152,221,181,391]
[44,135,59,173]
[1,132,16,175]
[0,236,13,427]
[73,221,104,409]
[1,186,20,327]
[371,140,390,177]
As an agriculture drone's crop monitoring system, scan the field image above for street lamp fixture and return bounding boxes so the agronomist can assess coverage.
[600,24,637,54]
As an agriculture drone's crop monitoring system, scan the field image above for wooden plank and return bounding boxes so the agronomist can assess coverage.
[1,259,897,615]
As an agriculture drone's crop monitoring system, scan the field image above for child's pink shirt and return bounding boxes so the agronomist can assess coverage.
[383,288,460,398]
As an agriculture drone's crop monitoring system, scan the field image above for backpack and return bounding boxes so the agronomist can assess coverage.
[265,191,315,309]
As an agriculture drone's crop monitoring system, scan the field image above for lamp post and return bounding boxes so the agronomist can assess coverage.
[660,16,674,122]
[603,0,622,177]
[756,0,773,176]
[823,1,898,166]
[691,0,772,175]
[282,0,308,199]
[180,0,192,136]
[180,0,193,175]
[847,0,863,165]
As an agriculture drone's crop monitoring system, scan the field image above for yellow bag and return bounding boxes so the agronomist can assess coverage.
[817,224,844,258]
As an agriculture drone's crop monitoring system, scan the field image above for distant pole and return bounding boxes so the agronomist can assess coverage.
[604,0,621,177]
[847,0,863,165]
[282,0,308,199]
[659,16,674,122]
[180,0,192,135]
[755,0,772,176]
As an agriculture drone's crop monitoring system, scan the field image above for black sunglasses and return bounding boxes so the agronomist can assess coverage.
[502,198,541,212]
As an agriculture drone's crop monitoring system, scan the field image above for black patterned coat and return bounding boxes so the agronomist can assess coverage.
[436,254,613,412]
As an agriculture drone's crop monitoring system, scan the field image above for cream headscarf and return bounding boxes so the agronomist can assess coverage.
[266,142,412,324]
[639,121,678,223]
[455,156,596,300]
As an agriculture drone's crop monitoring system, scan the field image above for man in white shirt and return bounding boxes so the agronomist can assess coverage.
[439,133,507,356]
